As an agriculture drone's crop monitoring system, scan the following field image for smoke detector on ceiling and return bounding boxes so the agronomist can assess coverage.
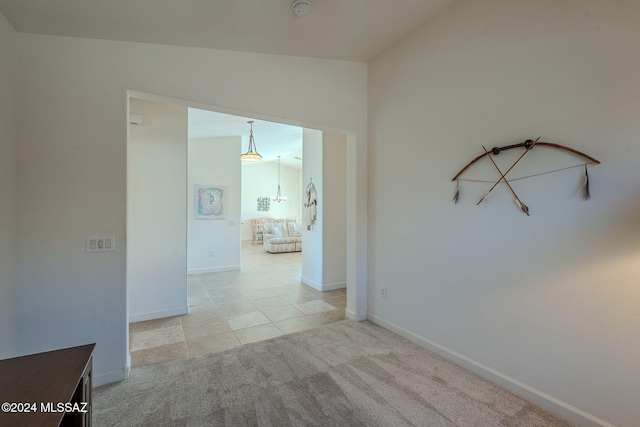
[291,0,310,16]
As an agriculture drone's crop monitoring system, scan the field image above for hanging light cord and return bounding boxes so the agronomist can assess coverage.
[273,156,287,202]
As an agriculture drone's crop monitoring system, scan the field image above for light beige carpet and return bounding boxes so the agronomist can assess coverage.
[94,320,574,426]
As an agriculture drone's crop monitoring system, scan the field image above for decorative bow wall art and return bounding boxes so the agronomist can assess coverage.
[452,138,601,216]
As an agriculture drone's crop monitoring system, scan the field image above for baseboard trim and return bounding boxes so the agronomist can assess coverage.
[323,281,347,291]
[129,305,189,323]
[125,354,131,380]
[188,265,241,274]
[345,309,368,321]
[94,368,126,387]
[301,277,346,292]
[300,276,321,291]
[367,314,615,427]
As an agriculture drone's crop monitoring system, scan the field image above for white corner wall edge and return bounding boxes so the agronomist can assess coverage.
[188,265,241,275]
[345,309,368,321]
[367,314,615,427]
[129,305,189,324]
[301,277,346,292]
[93,368,126,387]
[125,353,131,380]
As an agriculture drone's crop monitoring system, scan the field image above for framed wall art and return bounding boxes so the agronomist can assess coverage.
[194,185,226,220]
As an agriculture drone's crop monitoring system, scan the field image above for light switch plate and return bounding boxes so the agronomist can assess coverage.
[86,235,115,253]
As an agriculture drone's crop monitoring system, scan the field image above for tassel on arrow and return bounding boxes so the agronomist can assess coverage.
[583,164,590,200]
[515,198,530,216]
[452,180,459,204]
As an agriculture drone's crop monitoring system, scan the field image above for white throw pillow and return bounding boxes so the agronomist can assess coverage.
[263,222,274,235]
[272,225,283,238]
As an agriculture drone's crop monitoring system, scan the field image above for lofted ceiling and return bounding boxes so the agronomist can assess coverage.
[4,0,456,168]
[186,108,304,169]
[0,0,455,62]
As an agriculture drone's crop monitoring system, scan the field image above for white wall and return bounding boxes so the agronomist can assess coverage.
[321,132,347,286]
[240,161,302,240]
[0,11,18,359]
[15,33,367,385]
[367,1,640,426]
[128,98,188,323]
[302,129,323,286]
[301,129,347,291]
[188,136,242,273]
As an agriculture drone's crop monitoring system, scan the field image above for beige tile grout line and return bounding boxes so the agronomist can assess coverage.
[131,242,345,366]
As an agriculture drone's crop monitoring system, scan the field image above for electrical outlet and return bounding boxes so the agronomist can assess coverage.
[86,235,115,253]
[380,287,388,299]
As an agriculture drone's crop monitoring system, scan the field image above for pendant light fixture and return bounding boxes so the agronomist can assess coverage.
[272,156,287,203]
[240,120,263,162]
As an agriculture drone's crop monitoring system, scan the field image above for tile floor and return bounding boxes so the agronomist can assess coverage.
[129,242,346,367]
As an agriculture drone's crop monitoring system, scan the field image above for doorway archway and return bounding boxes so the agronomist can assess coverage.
[126,90,367,372]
